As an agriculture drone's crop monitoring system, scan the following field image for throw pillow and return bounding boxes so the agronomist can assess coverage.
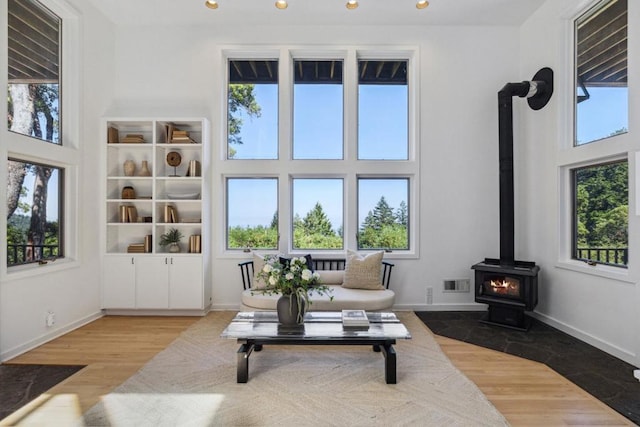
[252,252,268,289]
[342,250,385,290]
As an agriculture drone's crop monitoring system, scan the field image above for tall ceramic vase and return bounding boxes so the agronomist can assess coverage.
[139,160,151,176]
[276,295,306,326]
[123,160,136,176]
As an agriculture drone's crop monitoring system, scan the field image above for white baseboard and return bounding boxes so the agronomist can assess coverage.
[211,303,243,311]
[103,306,210,316]
[1,311,103,362]
[395,303,486,312]
[529,311,638,367]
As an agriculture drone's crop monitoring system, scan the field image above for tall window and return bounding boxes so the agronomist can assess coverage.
[227,60,278,159]
[358,60,408,160]
[7,159,63,266]
[574,0,627,145]
[8,0,61,145]
[572,161,628,267]
[223,51,416,255]
[293,60,343,159]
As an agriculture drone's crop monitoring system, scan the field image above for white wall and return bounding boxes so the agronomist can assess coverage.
[0,1,115,361]
[519,0,639,367]
[102,24,520,313]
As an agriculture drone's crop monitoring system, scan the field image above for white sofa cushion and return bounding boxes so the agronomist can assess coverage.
[241,284,395,311]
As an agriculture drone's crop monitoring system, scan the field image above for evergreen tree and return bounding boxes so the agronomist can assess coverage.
[269,211,278,229]
[372,196,395,228]
[396,200,408,226]
[301,202,334,236]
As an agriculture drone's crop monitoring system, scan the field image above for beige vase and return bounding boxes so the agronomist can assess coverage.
[123,160,136,176]
[139,160,151,176]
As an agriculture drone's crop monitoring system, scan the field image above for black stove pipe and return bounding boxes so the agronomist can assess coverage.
[496,68,553,266]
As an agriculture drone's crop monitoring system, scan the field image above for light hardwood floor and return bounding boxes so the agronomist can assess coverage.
[1,313,634,426]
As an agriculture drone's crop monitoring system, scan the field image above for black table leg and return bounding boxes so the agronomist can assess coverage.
[380,343,397,384]
[237,342,254,383]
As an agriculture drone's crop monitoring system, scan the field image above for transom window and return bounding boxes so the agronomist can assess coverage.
[223,50,417,254]
[574,0,627,145]
[8,0,62,145]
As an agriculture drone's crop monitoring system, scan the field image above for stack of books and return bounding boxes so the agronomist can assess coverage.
[170,129,196,143]
[342,309,370,330]
[121,134,145,143]
[127,243,145,253]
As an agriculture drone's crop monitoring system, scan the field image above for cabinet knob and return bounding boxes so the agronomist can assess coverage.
[131,257,134,265]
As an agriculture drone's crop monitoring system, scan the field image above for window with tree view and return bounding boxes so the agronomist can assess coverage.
[7,159,63,266]
[358,179,408,250]
[227,60,278,159]
[227,178,278,250]
[223,52,415,253]
[8,0,61,145]
[573,161,628,267]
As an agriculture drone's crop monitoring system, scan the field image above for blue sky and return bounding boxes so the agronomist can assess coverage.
[228,82,409,229]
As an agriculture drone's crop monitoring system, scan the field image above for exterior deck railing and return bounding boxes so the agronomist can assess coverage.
[7,244,60,267]
[576,247,628,267]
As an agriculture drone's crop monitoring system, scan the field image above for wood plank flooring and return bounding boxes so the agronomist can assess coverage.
[1,314,634,426]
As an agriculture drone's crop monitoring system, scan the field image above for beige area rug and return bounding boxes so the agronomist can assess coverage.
[82,311,508,426]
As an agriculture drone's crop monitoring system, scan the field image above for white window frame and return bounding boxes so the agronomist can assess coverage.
[219,47,420,259]
[1,0,81,279]
[556,0,632,282]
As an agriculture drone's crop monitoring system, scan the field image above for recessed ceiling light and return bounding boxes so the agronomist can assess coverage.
[275,0,288,9]
[346,1,358,10]
[416,0,429,9]
[204,0,218,9]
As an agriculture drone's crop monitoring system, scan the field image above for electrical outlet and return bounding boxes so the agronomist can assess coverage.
[426,287,433,305]
[46,311,56,327]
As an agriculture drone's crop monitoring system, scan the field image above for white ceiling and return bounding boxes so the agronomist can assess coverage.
[85,0,546,27]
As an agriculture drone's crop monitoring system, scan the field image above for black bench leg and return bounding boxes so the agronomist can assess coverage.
[373,344,381,352]
[380,343,397,384]
[237,343,254,383]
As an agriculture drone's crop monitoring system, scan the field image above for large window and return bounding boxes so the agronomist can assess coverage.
[564,0,629,270]
[574,0,627,145]
[223,50,416,255]
[8,0,61,145]
[5,0,77,272]
[7,159,63,266]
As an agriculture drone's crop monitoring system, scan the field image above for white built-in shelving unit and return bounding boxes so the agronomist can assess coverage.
[101,118,211,313]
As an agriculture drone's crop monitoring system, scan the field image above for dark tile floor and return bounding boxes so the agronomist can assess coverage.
[0,364,85,421]
[415,311,640,425]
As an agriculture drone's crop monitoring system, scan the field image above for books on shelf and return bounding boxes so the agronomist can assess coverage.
[127,243,145,253]
[121,134,145,143]
[165,123,197,143]
[107,126,119,143]
[164,205,178,223]
[342,310,370,329]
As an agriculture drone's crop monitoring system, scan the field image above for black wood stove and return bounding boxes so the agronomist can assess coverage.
[472,68,553,331]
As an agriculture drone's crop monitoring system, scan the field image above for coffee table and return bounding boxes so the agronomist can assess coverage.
[220,311,411,384]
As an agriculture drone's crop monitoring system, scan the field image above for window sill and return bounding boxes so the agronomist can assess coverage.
[555,260,635,285]
[2,258,80,282]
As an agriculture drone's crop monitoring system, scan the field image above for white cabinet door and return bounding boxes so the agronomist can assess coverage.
[169,257,203,309]
[103,256,136,308]
[135,257,170,309]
